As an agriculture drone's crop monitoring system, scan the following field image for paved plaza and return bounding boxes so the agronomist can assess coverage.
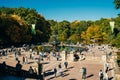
[0,45,116,80]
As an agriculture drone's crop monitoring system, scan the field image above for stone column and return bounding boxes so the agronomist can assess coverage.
[70,53,74,61]
[61,52,65,61]
[102,53,107,63]
[67,53,74,62]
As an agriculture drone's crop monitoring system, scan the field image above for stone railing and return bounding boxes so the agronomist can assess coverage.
[115,62,120,80]
[109,52,120,80]
[60,50,102,62]
[114,52,120,80]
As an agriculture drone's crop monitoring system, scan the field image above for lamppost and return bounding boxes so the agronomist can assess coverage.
[106,21,115,62]
[52,30,59,52]
[31,24,43,79]
[38,61,43,79]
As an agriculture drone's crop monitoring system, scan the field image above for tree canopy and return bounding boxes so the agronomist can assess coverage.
[0,7,51,46]
[1,6,120,48]
[114,0,120,9]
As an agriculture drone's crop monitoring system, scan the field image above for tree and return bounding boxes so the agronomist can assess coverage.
[95,18,111,34]
[56,20,70,42]
[81,25,108,44]
[69,34,81,44]
[111,32,120,47]
[114,0,120,9]
[70,20,87,35]
[0,14,32,45]
[48,20,58,42]
[0,7,51,45]
[6,25,21,43]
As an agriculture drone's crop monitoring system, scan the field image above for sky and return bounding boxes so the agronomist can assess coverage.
[0,0,119,22]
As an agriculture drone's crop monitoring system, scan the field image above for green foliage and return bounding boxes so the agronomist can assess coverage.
[95,18,111,33]
[0,14,32,44]
[48,17,120,47]
[111,32,120,47]
[49,20,70,43]
[70,20,87,35]
[69,34,81,44]
[81,25,108,44]
[1,6,120,48]
[36,45,43,52]
[57,21,70,40]
[114,0,120,9]
[0,7,51,45]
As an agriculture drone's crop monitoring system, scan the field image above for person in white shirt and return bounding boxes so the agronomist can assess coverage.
[99,70,104,80]
[104,73,109,80]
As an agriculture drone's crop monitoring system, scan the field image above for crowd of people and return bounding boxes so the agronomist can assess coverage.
[0,44,115,80]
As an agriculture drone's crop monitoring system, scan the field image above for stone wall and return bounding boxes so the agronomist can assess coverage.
[115,74,120,80]
[60,50,74,61]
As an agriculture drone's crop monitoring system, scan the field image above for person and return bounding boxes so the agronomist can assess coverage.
[25,55,28,64]
[64,61,68,69]
[105,62,109,73]
[15,60,22,76]
[56,54,59,61]
[34,68,37,75]
[81,54,85,60]
[54,67,57,77]
[99,70,104,80]
[29,66,34,76]
[59,68,63,76]
[82,67,87,79]
[104,72,108,80]
[15,53,19,61]
[74,53,79,61]
[58,63,61,69]
[22,56,25,64]
[1,61,7,73]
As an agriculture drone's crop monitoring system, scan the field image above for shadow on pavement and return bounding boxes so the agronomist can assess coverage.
[0,63,39,79]
[45,69,52,72]
[27,61,34,64]
[47,76,55,80]
[63,69,70,72]
[45,71,54,77]
[108,76,114,80]
[62,73,69,77]
[67,66,74,69]
[41,62,50,64]
[69,78,77,80]
[108,68,114,71]
[86,74,94,79]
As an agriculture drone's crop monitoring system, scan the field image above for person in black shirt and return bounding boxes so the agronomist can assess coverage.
[54,67,57,77]
[99,70,104,80]
[15,60,22,76]
[58,63,61,69]
[64,61,68,69]
[1,61,7,73]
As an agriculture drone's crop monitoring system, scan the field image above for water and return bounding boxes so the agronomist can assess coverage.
[0,72,25,80]
[0,75,25,80]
